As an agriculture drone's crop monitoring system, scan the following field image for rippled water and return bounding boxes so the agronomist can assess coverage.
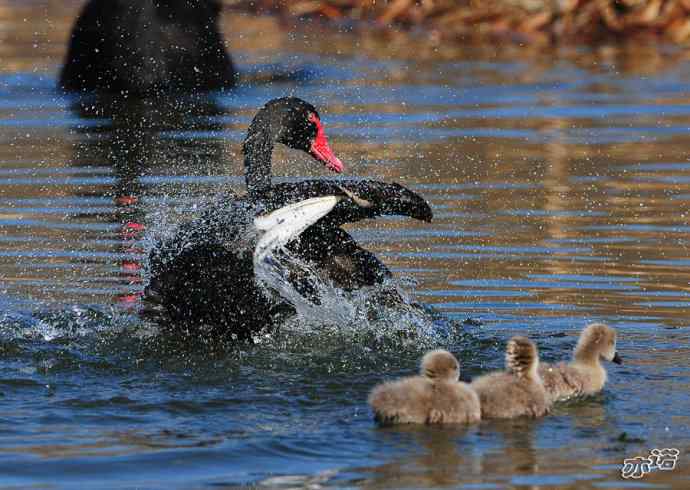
[1,3,690,489]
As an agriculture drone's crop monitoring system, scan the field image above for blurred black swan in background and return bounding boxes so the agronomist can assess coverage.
[143,98,433,339]
[59,0,235,95]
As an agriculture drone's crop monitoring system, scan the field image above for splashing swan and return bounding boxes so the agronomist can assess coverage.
[143,98,433,339]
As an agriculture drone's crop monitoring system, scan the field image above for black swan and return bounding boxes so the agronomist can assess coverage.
[143,97,433,339]
[59,0,235,95]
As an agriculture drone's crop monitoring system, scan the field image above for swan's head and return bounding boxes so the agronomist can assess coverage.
[247,97,344,173]
[574,323,621,365]
[420,349,460,382]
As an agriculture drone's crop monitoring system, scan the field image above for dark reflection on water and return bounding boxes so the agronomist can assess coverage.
[1,4,690,490]
[68,95,231,309]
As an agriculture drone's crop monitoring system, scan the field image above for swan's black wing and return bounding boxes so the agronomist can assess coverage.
[271,179,431,292]
[287,225,391,292]
[263,180,433,227]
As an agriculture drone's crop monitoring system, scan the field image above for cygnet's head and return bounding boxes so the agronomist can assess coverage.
[574,323,621,364]
[505,336,540,379]
[420,349,460,382]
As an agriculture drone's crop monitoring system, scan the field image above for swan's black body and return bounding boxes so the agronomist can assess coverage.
[145,181,432,339]
[143,98,433,339]
[60,0,235,95]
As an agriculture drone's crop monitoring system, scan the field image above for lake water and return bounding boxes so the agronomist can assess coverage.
[1,2,689,489]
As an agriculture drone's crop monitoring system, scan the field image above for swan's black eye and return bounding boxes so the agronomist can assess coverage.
[280,125,309,151]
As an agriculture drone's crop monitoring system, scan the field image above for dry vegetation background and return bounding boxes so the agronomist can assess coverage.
[229,0,690,44]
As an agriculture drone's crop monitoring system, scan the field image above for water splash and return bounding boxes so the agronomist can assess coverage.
[253,244,464,354]
[139,191,465,354]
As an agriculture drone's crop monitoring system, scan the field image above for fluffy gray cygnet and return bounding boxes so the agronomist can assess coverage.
[539,323,622,404]
[471,336,548,419]
[368,349,481,425]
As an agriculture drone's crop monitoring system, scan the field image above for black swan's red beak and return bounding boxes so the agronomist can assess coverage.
[308,114,344,173]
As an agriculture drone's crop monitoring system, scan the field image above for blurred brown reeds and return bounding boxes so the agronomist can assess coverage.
[227,0,690,44]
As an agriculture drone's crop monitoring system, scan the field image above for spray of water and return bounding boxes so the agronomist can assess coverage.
[252,242,460,354]
[142,191,460,354]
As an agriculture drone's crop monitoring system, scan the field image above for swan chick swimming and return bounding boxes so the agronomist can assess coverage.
[471,337,548,419]
[539,322,622,404]
[368,349,481,425]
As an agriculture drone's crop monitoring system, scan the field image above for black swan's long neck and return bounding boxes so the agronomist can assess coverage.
[243,119,278,199]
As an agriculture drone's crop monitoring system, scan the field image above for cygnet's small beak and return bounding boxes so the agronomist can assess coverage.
[612,352,623,365]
